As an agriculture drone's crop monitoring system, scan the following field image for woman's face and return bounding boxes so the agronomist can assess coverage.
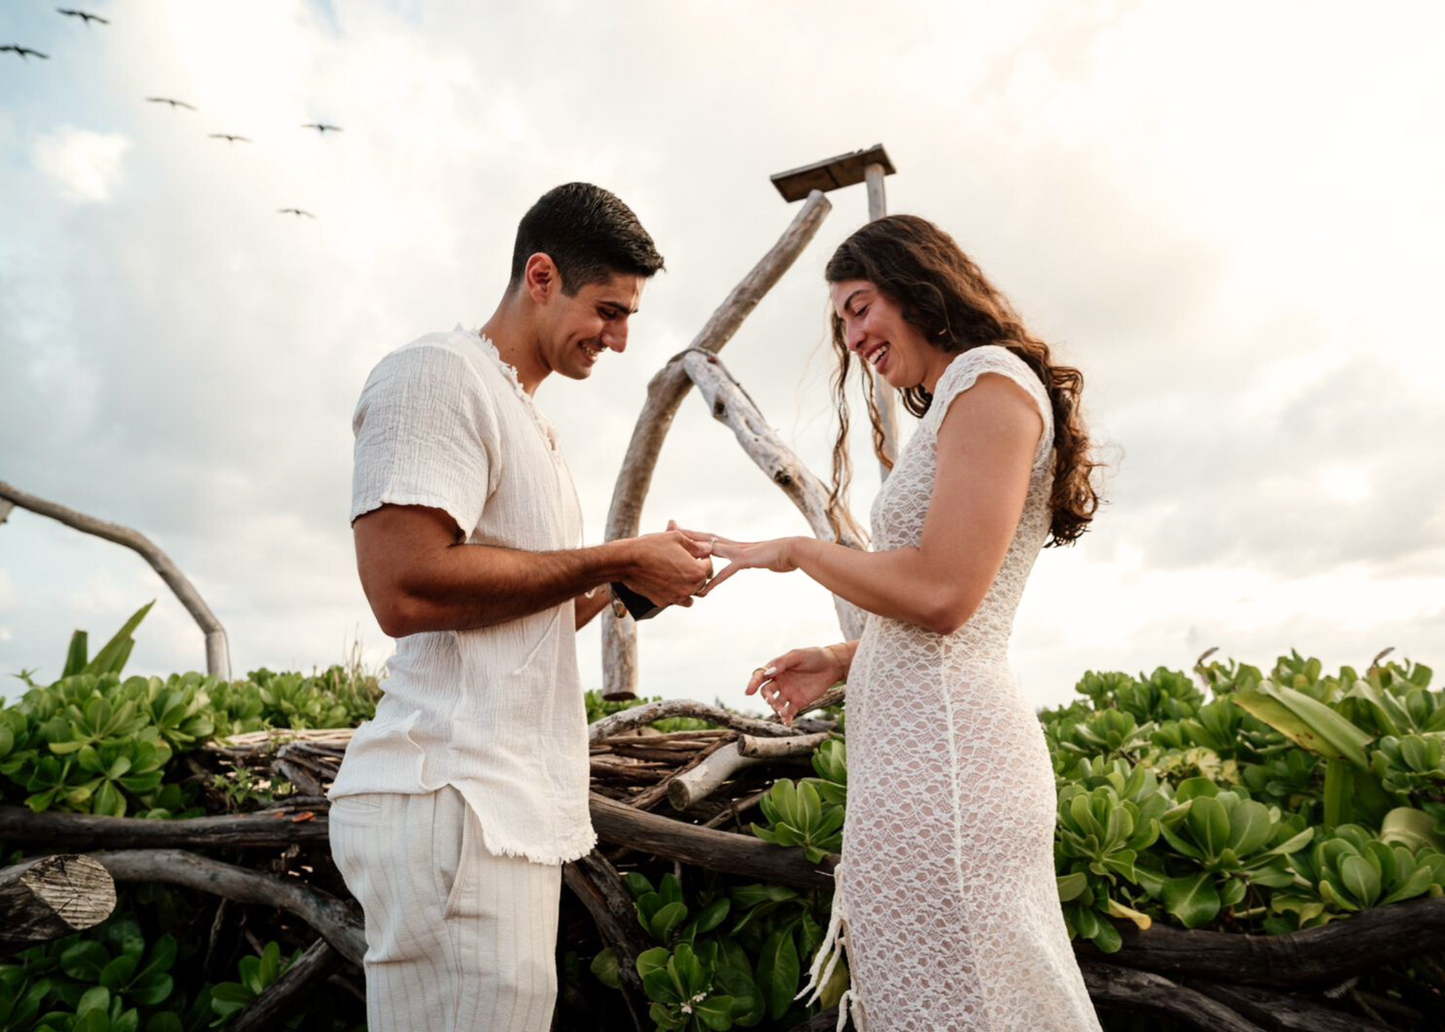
[829,279,942,392]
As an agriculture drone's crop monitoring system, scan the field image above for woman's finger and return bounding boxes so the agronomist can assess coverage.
[697,563,743,597]
[708,540,750,562]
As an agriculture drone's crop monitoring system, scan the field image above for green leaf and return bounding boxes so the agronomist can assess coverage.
[1234,681,1372,769]
[100,954,138,992]
[63,941,111,981]
[63,631,89,679]
[637,946,671,980]
[650,902,688,944]
[690,898,731,936]
[85,602,154,677]
[756,928,800,1020]
[1091,917,1123,953]
[1187,796,1230,859]
[1163,873,1221,929]
[590,947,621,989]
[694,995,735,1031]
[1379,807,1445,852]
[1339,854,1381,906]
[1056,872,1088,903]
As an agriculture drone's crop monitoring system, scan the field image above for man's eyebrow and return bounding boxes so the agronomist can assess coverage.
[599,298,640,314]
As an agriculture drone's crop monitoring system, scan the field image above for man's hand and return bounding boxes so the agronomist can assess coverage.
[619,520,714,607]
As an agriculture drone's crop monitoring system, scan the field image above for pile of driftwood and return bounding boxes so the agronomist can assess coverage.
[5,695,1445,1032]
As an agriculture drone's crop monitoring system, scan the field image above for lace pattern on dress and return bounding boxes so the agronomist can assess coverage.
[792,346,1100,1031]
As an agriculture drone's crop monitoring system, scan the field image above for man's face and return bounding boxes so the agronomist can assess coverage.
[539,271,645,381]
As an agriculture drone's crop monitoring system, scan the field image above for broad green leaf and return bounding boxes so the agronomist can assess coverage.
[85,602,154,677]
[1056,872,1088,903]
[1380,807,1445,852]
[589,948,621,989]
[1234,681,1372,769]
[1339,855,1380,906]
[756,928,799,1020]
[1163,873,1220,929]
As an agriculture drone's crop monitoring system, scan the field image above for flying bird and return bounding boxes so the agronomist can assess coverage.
[57,8,109,25]
[1,45,49,60]
[209,133,252,143]
[278,208,316,218]
[301,123,343,134]
[146,96,196,111]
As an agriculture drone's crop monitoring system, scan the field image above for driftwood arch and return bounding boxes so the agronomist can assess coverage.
[601,145,900,699]
[0,480,231,679]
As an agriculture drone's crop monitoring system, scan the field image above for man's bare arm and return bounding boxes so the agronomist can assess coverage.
[354,504,710,638]
[574,587,612,631]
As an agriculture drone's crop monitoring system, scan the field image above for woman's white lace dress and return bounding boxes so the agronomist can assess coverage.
[800,346,1102,1031]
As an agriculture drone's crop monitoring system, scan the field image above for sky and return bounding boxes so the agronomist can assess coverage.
[2,0,1443,713]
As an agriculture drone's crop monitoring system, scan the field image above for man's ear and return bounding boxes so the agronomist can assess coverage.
[524,253,559,305]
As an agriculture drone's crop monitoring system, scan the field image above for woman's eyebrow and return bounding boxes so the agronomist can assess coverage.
[842,288,867,314]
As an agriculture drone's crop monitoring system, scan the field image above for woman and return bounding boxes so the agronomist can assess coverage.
[690,215,1104,1030]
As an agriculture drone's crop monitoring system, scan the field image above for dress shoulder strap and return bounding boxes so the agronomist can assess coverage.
[927,345,1054,470]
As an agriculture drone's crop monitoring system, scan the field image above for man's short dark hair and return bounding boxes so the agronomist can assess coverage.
[509,183,665,294]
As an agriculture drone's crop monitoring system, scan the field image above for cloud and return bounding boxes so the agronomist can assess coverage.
[2,0,1443,708]
[32,126,131,203]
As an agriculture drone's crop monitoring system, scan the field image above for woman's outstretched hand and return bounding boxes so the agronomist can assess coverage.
[746,644,848,727]
[671,528,804,596]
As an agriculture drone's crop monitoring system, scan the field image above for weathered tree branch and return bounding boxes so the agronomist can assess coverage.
[589,793,836,890]
[0,804,330,850]
[229,938,344,1032]
[0,479,230,678]
[1188,980,1398,1032]
[588,699,833,743]
[1079,895,1445,989]
[2,798,835,892]
[91,849,366,966]
[681,350,867,640]
[562,852,650,1032]
[1080,962,1266,1032]
[666,735,824,811]
[602,192,833,698]
[736,732,833,759]
[0,854,115,956]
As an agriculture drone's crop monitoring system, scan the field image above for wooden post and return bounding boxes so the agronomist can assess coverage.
[771,145,901,482]
[863,161,902,482]
[601,193,833,699]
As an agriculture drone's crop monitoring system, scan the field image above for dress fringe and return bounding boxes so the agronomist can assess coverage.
[795,865,863,1031]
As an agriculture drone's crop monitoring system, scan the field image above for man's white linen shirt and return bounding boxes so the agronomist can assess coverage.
[328,326,595,865]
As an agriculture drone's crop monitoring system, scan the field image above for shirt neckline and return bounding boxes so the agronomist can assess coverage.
[455,324,561,453]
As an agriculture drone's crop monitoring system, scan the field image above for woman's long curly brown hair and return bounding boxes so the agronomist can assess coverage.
[825,214,1101,546]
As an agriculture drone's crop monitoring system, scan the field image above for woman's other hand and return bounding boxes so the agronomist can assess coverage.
[746,644,849,727]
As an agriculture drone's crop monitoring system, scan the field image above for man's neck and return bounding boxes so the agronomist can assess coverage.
[478,297,548,396]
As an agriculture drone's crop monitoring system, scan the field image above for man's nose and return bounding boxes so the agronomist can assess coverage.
[604,321,629,352]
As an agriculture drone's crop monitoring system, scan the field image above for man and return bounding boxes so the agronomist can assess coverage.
[327,183,712,1031]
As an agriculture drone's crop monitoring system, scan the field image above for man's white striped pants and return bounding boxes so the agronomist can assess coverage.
[329,786,561,1031]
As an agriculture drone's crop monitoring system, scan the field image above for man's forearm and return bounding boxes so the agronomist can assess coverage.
[574,586,613,631]
[388,540,634,636]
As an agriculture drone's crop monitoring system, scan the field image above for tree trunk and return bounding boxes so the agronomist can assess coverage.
[601,191,833,698]
[0,854,115,957]
[228,938,344,1032]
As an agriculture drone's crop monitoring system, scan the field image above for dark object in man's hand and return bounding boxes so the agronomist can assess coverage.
[610,583,663,621]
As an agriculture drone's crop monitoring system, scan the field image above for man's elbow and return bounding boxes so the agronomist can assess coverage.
[367,589,419,639]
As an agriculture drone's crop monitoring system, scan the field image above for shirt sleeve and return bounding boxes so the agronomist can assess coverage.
[350,344,501,539]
